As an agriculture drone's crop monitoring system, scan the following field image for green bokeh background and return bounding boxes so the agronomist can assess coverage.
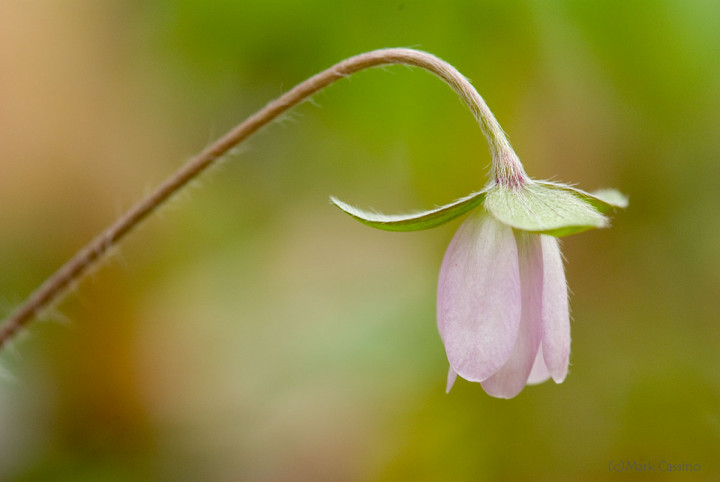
[1,1,719,480]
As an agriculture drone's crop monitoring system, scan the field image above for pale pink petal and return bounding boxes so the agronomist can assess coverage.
[481,233,543,398]
[446,366,458,393]
[540,235,570,383]
[437,213,521,382]
[526,347,551,385]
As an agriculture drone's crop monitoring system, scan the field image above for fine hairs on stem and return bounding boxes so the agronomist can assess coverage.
[0,48,517,350]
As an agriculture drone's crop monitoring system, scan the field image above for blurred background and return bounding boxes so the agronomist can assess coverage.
[1,0,719,480]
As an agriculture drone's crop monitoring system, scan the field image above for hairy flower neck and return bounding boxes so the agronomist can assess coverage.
[492,149,529,188]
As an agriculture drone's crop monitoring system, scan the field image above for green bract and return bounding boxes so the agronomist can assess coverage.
[330,188,489,232]
[331,180,627,237]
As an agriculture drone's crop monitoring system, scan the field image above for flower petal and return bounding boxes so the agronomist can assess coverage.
[481,233,544,398]
[446,366,458,393]
[437,213,521,382]
[330,188,489,232]
[540,235,570,382]
[526,348,551,385]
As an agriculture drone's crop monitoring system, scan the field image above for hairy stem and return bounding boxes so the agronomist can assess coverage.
[0,48,518,349]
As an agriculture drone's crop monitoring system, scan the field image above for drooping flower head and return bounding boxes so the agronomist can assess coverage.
[332,172,625,398]
[330,54,626,398]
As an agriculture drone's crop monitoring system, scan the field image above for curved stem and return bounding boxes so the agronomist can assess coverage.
[0,48,520,349]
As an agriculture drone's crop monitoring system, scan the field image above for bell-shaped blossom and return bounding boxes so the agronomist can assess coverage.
[438,213,568,398]
[331,173,626,398]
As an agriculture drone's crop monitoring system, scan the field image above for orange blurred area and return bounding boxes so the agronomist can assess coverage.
[1,1,719,480]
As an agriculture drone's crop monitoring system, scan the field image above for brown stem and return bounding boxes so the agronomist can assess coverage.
[0,48,516,349]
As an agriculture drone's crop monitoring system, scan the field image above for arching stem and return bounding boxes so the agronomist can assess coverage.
[0,48,524,349]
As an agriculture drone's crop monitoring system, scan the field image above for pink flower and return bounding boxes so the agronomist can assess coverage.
[438,213,569,398]
[333,177,625,398]
[329,54,627,398]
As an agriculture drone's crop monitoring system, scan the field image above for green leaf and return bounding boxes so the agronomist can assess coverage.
[484,182,611,237]
[330,189,489,232]
[536,181,628,214]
